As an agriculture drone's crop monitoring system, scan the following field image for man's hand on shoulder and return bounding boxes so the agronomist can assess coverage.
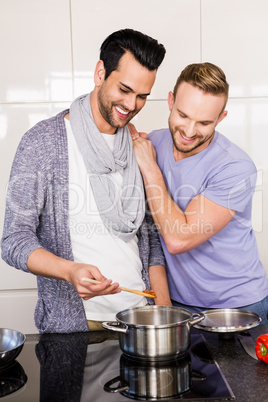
[128,122,148,140]
[128,122,159,177]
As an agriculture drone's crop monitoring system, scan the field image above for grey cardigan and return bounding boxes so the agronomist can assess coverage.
[1,110,165,333]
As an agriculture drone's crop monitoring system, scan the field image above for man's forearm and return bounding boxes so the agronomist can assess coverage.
[27,248,73,282]
[141,163,189,253]
[141,161,234,254]
[130,133,189,252]
[27,248,120,300]
[148,265,172,306]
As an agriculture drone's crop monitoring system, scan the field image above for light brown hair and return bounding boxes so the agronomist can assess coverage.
[173,62,229,111]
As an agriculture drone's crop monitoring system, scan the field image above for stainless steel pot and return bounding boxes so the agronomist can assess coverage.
[102,306,205,361]
[104,353,206,400]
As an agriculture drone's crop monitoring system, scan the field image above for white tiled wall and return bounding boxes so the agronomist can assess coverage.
[1,0,268,333]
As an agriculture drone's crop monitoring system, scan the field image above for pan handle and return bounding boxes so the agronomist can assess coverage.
[104,375,129,393]
[189,312,205,326]
[102,321,128,334]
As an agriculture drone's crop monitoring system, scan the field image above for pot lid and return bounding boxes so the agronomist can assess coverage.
[193,308,261,333]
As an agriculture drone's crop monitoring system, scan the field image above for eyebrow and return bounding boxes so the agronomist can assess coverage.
[177,108,214,125]
[119,82,151,97]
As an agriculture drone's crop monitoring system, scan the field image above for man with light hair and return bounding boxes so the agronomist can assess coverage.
[130,62,268,324]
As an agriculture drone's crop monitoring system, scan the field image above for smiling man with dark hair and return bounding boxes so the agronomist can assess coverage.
[1,29,171,333]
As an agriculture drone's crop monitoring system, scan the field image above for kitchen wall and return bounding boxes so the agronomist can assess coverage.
[1,0,268,334]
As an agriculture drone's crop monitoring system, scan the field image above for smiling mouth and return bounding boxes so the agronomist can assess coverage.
[115,106,131,118]
[180,131,196,143]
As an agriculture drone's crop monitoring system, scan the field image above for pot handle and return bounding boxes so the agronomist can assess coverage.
[189,312,205,326]
[104,375,129,393]
[102,321,128,334]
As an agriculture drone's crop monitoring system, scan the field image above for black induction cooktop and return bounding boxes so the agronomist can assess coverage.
[0,332,235,401]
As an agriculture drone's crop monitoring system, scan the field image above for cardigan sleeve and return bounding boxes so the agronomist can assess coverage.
[145,212,166,268]
[1,127,47,272]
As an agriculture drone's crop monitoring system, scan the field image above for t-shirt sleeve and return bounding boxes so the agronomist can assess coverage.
[201,159,257,212]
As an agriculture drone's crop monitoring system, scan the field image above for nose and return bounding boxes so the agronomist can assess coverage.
[124,94,136,111]
[184,121,196,138]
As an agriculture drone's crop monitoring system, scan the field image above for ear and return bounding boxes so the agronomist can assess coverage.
[167,91,174,112]
[217,110,228,125]
[94,60,106,87]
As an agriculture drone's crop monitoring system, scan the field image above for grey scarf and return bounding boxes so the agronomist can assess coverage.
[69,93,145,242]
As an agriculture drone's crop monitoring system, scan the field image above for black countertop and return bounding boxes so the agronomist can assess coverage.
[196,325,268,402]
[1,324,268,401]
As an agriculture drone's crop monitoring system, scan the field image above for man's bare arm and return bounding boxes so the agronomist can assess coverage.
[148,265,172,306]
[129,126,235,254]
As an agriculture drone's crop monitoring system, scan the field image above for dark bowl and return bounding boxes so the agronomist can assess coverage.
[0,361,27,397]
[0,328,26,368]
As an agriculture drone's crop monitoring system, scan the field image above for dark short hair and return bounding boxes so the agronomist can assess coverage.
[100,28,166,79]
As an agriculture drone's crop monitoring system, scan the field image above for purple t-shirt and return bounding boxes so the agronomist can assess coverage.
[149,128,268,308]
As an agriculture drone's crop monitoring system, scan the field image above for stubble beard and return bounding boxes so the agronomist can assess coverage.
[170,126,215,154]
[97,88,136,129]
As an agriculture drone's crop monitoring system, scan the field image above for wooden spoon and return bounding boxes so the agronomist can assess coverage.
[81,277,156,298]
